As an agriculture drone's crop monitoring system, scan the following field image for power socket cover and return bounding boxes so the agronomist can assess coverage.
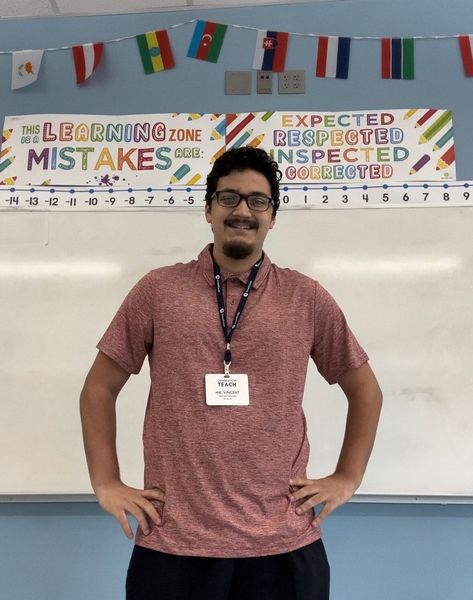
[256,70,273,94]
[278,70,305,94]
[224,71,252,95]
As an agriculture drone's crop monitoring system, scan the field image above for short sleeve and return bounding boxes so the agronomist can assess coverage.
[311,282,369,385]
[97,272,155,375]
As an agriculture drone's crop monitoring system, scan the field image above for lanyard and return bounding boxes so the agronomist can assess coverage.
[212,252,263,376]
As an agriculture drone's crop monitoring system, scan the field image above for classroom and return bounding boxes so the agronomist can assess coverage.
[1,1,472,599]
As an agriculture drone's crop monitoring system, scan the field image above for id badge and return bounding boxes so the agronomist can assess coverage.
[205,374,250,406]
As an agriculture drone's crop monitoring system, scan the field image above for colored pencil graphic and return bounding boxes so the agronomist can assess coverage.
[226,113,238,127]
[170,163,191,183]
[210,118,226,140]
[433,128,453,151]
[186,173,202,185]
[211,146,226,164]
[436,146,455,170]
[187,113,203,121]
[226,113,256,144]
[0,146,11,159]
[419,111,452,144]
[0,176,17,185]
[409,154,430,174]
[231,129,253,149]
[248,133,265,148]
[0,156,15,173]
[261,111,275,121]
[414,109,437,128]
[403,109,418,120]
[2,129,13,143]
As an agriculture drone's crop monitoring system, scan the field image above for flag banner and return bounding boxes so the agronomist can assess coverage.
[458,35,473,77]
[187,20,227,63]
[316,36,351,79]
[136,30,175,74]
[11,50,44,90]
[381,37,414,79]
[72,43,104,85]
[0,109,455,188]
[253,30,289,71]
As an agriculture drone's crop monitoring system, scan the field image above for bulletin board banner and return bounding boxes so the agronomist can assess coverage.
[1,109,455,187]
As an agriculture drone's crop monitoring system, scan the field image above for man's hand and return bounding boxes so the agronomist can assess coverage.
[288,473,358,527]
[95,480,166,540]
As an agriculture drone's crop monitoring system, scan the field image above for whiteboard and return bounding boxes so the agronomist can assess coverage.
[1,205,472,498]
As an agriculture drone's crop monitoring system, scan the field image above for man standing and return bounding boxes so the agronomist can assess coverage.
[80,146,382,600]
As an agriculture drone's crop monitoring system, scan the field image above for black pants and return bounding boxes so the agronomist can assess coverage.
[126,538,330,600]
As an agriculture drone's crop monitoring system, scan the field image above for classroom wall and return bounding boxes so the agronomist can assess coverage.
[1,501,472,600]
[1,1,473,599]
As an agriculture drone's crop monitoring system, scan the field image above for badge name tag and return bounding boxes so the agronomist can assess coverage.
[205,374,249,406]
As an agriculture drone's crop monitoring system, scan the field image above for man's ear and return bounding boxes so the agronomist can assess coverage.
[269,214,276,229]
[205,202,212,223]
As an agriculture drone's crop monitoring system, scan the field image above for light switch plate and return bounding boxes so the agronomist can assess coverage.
[256,70,273,94]
[224,71,252,95]
[278,70,305,94]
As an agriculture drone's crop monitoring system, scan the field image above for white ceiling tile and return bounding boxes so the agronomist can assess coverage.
[0,0,55,19]
[192,0,295,5]
[54,0,188,15]
[0,0,315,19]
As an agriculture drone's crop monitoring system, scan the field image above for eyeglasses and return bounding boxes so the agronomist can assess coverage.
[211,191,273,212]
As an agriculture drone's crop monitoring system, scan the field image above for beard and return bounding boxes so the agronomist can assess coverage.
[222,239,254,260]
[221,217,258,260]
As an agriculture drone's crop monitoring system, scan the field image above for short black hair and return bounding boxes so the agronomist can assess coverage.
[205,146,282,216]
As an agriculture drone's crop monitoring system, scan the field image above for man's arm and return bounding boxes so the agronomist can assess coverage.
[80,350,164,539]
[288,361,382,525]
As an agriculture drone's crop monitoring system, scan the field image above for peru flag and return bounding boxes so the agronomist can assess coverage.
[316,36,351,79]
[458,35,473,77]
[253,30,288,71]
[72,42,104,85]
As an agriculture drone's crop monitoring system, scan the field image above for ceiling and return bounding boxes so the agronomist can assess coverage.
[0,0,310,20]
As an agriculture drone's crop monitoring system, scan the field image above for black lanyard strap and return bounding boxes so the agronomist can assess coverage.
[212,253,263,372]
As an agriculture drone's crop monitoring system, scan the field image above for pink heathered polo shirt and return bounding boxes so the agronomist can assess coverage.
[97,244,368,558]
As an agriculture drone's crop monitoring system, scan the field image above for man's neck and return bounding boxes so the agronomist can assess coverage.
[211,244,263,274]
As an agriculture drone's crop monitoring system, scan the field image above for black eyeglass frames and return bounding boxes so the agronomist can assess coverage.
[211,191,273,212]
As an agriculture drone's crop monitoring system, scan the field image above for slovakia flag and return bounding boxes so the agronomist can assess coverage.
[253,30,289,71]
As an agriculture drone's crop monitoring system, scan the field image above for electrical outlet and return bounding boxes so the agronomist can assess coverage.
[278,70,305,94]
[224,71,252,95]
[256,71,273,94]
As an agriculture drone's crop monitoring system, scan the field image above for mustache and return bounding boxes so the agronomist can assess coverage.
[224,218,258,228]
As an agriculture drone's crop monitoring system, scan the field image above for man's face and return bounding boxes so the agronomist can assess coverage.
[205,169,276,260]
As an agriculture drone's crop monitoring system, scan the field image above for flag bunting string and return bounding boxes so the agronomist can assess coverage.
[0,19,472,55]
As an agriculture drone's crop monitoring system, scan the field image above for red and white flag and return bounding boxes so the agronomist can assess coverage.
[316,36,351,79]
[72,42,104,85]
[458,35,473,77]
[11,50,44,90]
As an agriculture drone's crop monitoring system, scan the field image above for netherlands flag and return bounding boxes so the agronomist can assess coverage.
[72,42,104,85]
[316,36,351,79]
[253,30,288,72]
[381,37,414,80]
[458,35,473,77]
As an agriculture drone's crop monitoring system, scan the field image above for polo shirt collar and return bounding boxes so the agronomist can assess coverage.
[198,243,271,289]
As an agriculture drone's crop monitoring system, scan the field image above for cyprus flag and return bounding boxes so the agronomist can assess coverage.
[11,50,44,90]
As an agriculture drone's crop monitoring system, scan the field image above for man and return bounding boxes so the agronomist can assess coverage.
[80,146,382,600]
